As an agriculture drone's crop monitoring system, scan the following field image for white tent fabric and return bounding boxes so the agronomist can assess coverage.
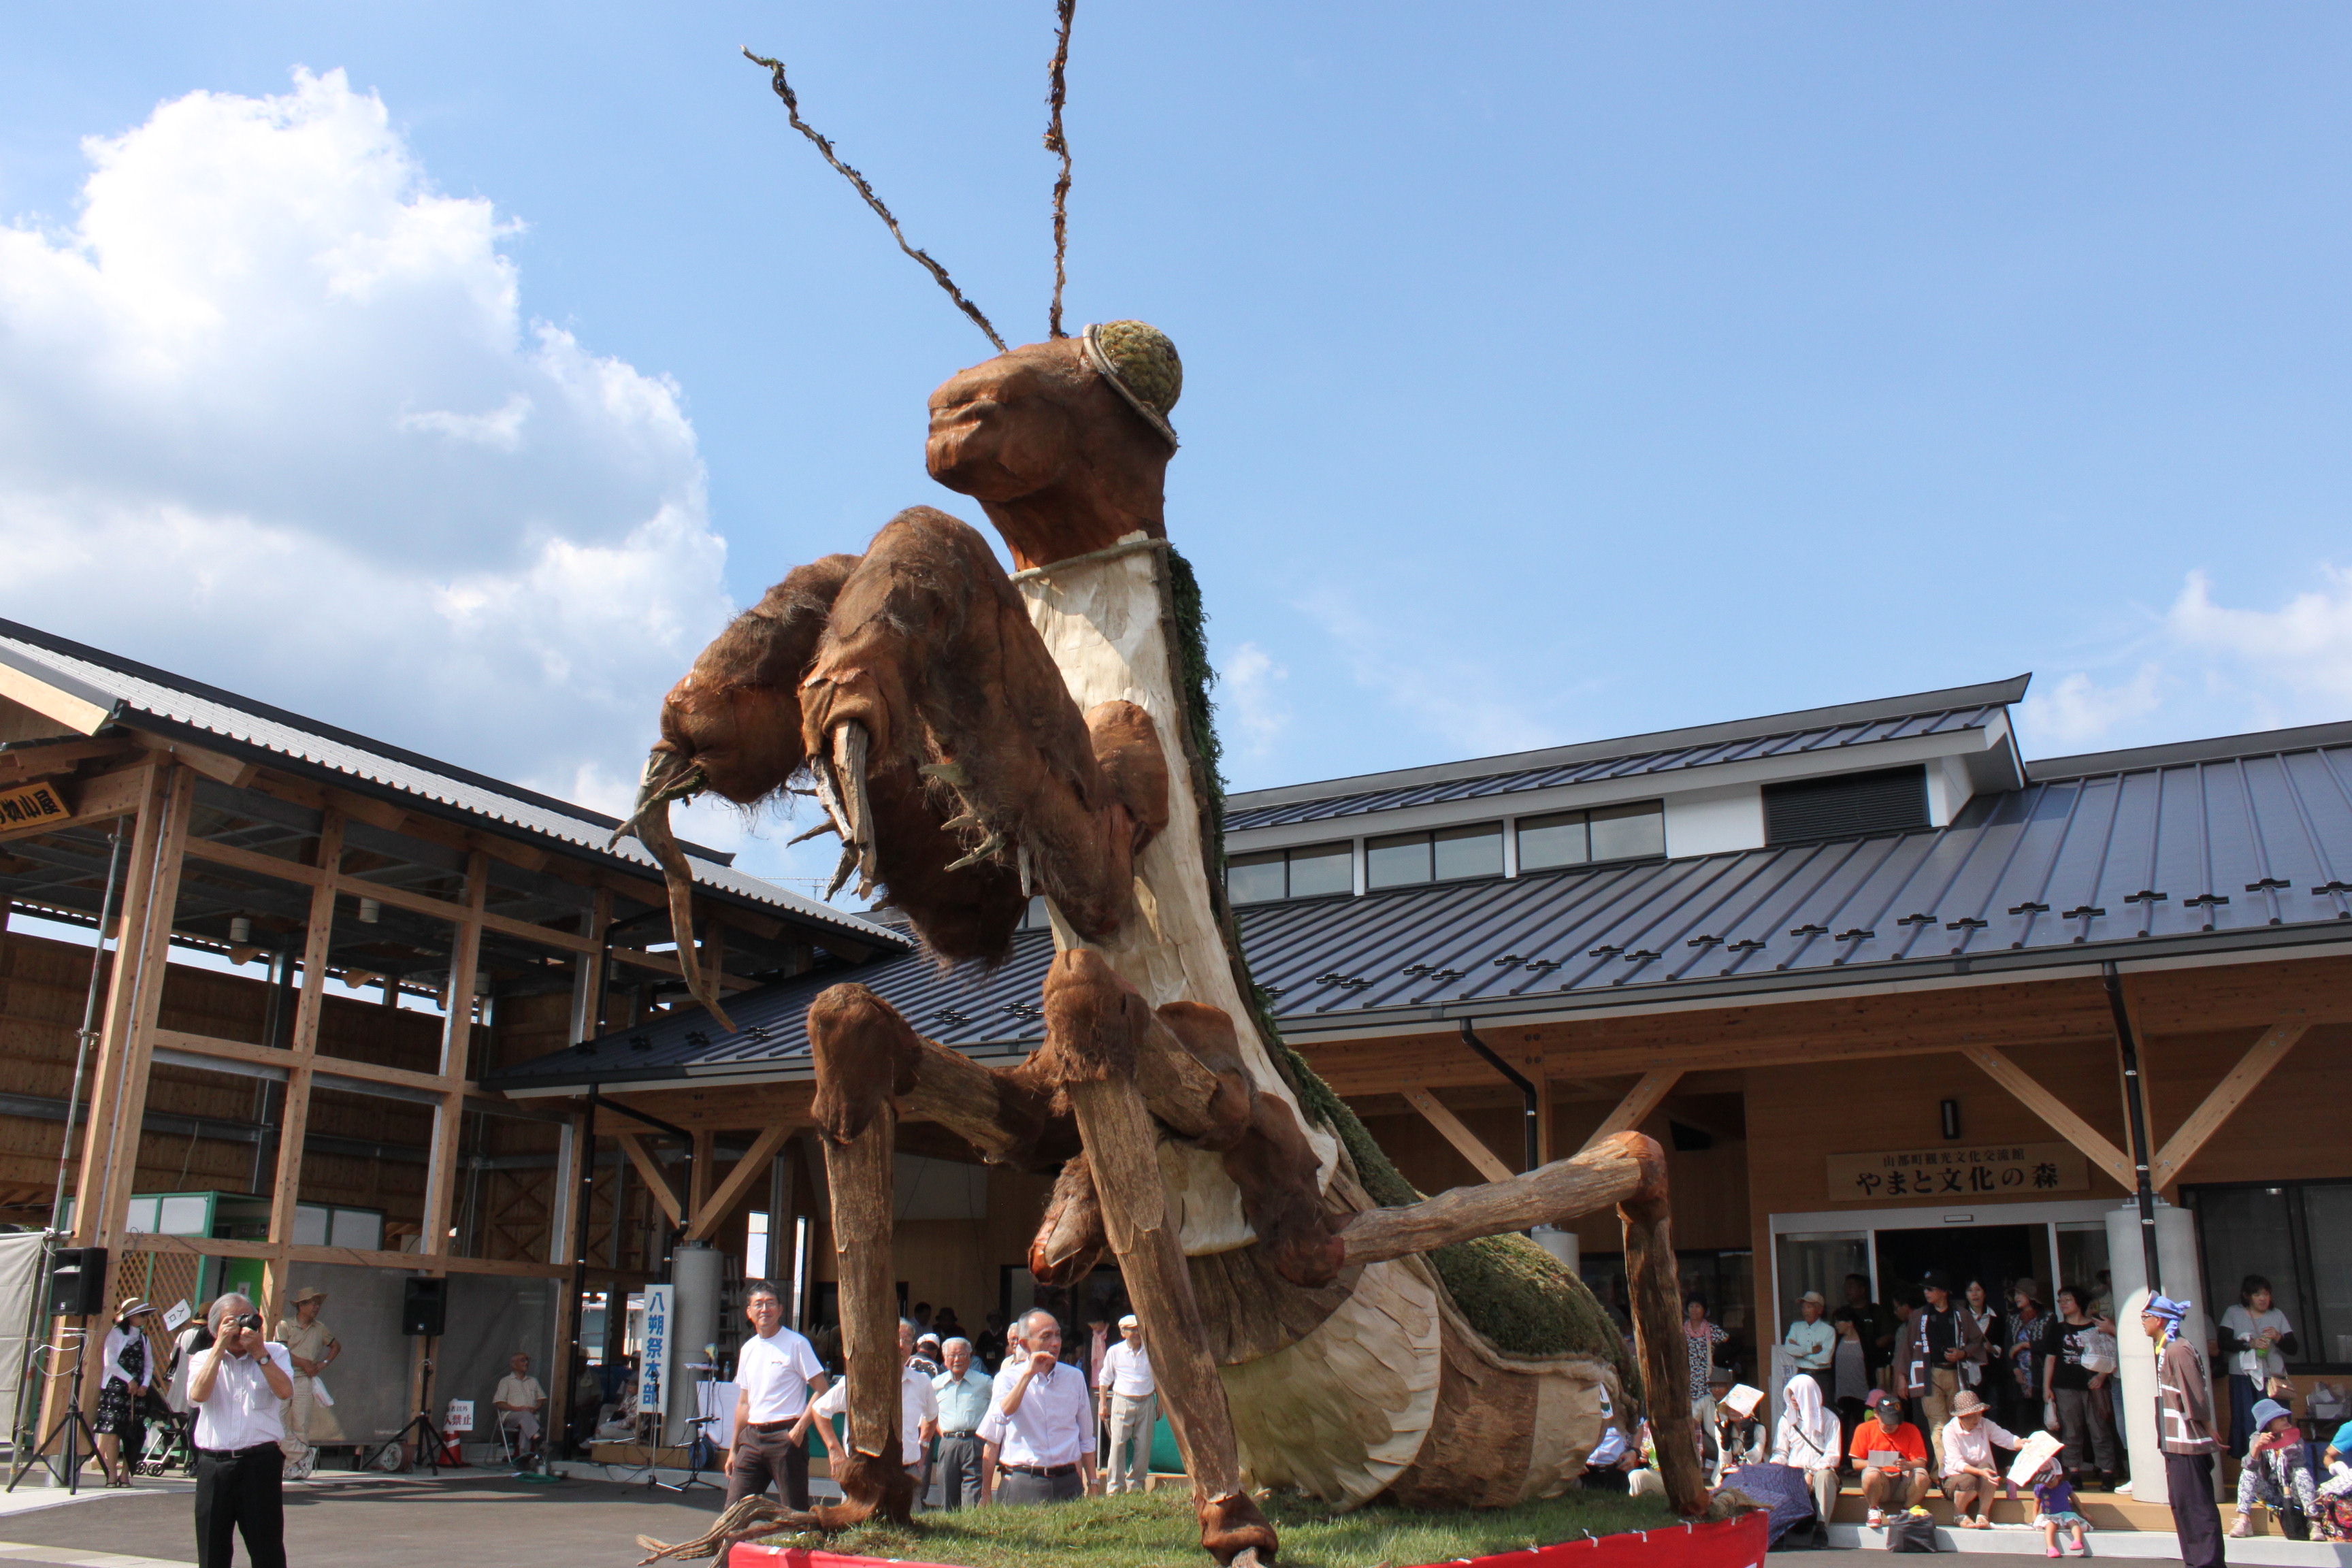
[0,1232,51,1436]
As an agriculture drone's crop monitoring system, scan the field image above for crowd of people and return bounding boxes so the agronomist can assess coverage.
[721,1281,1159,1515]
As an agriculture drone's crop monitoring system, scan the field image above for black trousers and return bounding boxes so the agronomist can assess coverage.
[727,1424,811,1511]
[194,1444,286,1568]
[2168,1453,2225,1568]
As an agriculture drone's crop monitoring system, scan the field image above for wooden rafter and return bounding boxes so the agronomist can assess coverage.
[616,1132,683,1226]
[1401,1087,1513,1183]
[2150,1019,2312,1186]
[684,1122,796,1241]
[1579,1068,1681,1154]
[1961,1046,2135,1189]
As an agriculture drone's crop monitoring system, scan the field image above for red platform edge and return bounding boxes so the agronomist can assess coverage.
[728,1507,1767,1568]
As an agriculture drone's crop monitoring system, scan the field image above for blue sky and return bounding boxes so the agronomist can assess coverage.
[3,5,2349,900]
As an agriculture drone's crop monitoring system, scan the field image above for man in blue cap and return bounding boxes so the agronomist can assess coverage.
[2142,1294,2223,1568]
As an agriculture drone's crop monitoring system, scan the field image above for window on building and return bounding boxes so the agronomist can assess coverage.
[747,1209,770,1284]
[1226,841,1355,904]
[1517,801,1666,872]
[1763,766,1929,845]
[1366,823,1505,890]
[2185,1181,2352,1371]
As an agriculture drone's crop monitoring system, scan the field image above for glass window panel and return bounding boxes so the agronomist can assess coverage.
[1366,833,1433,889]
[1589,801,1666,862]
[1022,895,1049,928]
[1226,851,1287,904]
[2299,1184,2352,1365]
[2193,1188,2302,1341]
[1287,843,1354,898]
[329,1209,382,1250]
[293,1204,331,1247]
[157,1194,211,1235]
[1518,813,1590,872]
[1433,823,1503,881]
[124,1196,159,1234]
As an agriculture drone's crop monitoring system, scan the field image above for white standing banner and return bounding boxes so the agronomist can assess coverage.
[640,1284,674,1416]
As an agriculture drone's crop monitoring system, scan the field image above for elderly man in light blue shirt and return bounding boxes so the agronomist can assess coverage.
[931,1337,994,1510]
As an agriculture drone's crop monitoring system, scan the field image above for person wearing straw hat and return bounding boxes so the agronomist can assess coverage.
[95,1297,159,1486]
[2232,1396,2319,1539]
[2142,1292,2223,1568]
[1939,1388,2023,1529]
[272,1286,342,1467]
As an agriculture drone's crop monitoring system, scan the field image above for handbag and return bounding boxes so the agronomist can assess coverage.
[2283,1503,2313,1542]
[1885,1511,1941,1552]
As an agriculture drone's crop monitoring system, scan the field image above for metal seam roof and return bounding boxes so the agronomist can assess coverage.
[1222,704,2008,831]
[493,734,2352,1091]
[0,620,902,949]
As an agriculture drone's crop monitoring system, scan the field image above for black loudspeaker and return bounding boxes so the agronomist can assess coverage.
[401,1276,446,1337]
[48,1247,108,1316]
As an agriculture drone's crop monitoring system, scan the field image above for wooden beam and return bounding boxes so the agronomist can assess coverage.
[1580,1068,1681,1153]
[130,732,261,788]
[688,1129,715,1218]
[1960,1046,2135,1188]
[1401,1087,1514,1183]
[685,1122,795,1241]
[0,661,114,734]
[2151,1020,2313,1186]
[417,853,487,1258]
[0,738,133,782]
[615,1132,683,1226]
[262,810,344,1320]
[119,1230,568,1279]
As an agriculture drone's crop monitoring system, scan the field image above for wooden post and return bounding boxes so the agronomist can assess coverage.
[418,852,488,1256]
[261,809,345,1322]
[1620,1163,1708,1516]
[688,1130,715,1224]
[821,1106,914,1518]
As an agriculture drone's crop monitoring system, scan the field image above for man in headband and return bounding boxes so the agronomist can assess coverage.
[2142,1294,2223,1568]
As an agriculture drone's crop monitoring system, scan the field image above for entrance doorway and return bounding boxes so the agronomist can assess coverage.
[1875,1224,2041,1303]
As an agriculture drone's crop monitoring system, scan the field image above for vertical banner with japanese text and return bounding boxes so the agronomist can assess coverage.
[640,1282,673,1416]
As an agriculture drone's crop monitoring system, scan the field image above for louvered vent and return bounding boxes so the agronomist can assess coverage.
[1763,766,1929,845]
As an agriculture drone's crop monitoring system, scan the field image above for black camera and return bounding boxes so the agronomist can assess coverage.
[232,1312,264,1333]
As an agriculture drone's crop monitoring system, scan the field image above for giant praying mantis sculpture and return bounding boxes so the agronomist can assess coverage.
[621,323,1706,1565]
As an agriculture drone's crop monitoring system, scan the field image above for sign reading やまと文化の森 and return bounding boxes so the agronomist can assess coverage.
[1825,1142,2088,1203]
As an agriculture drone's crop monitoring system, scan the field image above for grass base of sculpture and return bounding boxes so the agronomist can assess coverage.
[624,325,1707,1567]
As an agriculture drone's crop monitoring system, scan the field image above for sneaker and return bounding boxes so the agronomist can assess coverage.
[2046,1547,2061,1558]
[2074,1540,2092,1556]
[2228,1518,2253,1539]
[1867,1509,1884,1528]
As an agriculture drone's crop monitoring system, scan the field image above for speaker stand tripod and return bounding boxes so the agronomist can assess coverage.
[652,1365,721,1493]
[6,1316,111,1495]
[366,1354,451,1475]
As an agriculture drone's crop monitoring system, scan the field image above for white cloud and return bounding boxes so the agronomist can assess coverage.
[2019,666,2165,750]
[2168,566,2352,707]
[1219,641,1288,757]
[0,68,731,802]
[1299,587,1565,757]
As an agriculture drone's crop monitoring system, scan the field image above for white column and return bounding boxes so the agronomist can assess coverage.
[2104,1200,2208,1506]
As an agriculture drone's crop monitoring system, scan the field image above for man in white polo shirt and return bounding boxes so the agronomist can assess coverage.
[1096,1313,1156,1494]
[725,1279,828,1509]
[186,1293,293,1568]
[979,1308,1095,1505]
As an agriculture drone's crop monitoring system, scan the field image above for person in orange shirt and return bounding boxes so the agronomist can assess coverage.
[1849,1390,1931,1527]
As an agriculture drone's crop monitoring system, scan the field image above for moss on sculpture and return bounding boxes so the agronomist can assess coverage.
[1171,551,1637,1396]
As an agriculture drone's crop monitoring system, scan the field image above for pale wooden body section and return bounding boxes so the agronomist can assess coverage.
[1018,537,1337,1258]
[1018,538,1625,1510]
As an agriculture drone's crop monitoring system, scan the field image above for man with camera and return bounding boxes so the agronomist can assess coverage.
[186,1294,293,1568]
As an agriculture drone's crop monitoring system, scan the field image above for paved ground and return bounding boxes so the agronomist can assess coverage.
[0,1475,732,1568]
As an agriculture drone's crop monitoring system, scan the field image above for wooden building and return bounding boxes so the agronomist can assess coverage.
[0,619,900,1450]
[489,675,2352,1491]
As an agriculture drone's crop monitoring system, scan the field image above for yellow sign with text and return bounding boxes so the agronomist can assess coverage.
[0,779,71,833]
[1825,1141,2088,1204]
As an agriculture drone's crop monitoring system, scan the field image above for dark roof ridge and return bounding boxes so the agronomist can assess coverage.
[1226,674,2032,813]
[0,615,735,866]
[2027,718,2352,781]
